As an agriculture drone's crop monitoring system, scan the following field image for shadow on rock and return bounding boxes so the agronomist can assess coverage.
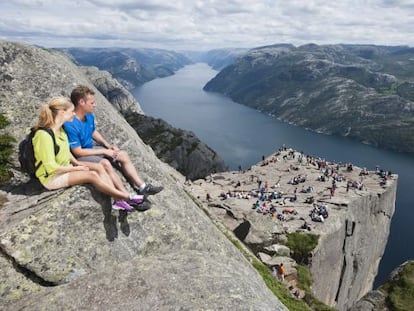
[118,210,130,236]
[1,179,47,196]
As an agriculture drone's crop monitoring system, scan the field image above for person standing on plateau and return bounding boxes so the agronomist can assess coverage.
[63,85,163,197]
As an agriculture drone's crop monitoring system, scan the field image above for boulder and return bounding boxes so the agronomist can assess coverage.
[264,244,291,256]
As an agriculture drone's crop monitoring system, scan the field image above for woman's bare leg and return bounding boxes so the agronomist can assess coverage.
[67,170,129,201]
[78,161,119,190]
[99,159,129,193]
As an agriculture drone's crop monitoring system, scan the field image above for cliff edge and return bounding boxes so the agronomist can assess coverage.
[187,148,397,310]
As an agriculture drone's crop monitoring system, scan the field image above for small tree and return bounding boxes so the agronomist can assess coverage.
[286,232,319,265]
[0,114,15,184]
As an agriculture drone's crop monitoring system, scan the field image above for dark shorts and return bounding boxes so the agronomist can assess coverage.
[77,146,118,166]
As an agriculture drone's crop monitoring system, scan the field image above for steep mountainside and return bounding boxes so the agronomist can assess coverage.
[204,44,414,154]
[0,41,287,310]
[81,65,226,180]
[125,113,226,180]
[60,47,192,89]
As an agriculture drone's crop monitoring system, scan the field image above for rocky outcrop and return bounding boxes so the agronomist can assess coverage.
[81,66,144,115]
[82,65,227,180]
[188,149,397,310]
[125,113,227,180]
[203,44,414,154]
[0,40,287,310]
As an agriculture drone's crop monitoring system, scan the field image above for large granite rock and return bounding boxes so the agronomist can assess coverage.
[0,40,287,310]
[188,150,397,310]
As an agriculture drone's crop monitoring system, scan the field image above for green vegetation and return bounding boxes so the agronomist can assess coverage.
[221,230,334,311]
[204,45,414,154]
[379,82,401,95]
[285,232,319,265]
[380,262,414,311]
[223,231,311,311]
[251,258,312,311]
[0,114,15,185]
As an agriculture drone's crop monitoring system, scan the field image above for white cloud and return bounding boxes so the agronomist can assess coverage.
[0,0,413,50]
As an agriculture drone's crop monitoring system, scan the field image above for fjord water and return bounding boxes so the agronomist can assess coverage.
[132,63,414,287]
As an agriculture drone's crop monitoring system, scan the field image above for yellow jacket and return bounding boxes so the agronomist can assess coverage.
[33,128,72,185]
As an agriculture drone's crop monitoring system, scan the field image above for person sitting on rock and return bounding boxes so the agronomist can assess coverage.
[63,85,163,197]
[32,97,147,211]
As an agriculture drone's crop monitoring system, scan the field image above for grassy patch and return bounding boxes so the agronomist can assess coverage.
[251,258,312,311]
[285,232,319,265]
[380,262,414,311]
[223,231,313,311]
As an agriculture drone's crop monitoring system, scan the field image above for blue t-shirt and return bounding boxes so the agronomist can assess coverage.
[63,113,95,149]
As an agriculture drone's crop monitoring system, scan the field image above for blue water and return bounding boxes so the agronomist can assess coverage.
[132,63,414,287]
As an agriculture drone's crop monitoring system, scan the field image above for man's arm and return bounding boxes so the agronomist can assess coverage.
[71,130,119,158]
[93,130,119,151]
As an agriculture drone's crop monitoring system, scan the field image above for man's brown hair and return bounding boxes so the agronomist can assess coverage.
[70,85,95,107]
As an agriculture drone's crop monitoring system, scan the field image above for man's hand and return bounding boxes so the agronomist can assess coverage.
[104,148,120,159]
[108,144,120,152]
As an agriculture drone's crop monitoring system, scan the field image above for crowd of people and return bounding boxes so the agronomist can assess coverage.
[205,146,394,228]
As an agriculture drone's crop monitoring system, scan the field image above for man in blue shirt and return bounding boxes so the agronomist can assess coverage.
[63,85,163,197]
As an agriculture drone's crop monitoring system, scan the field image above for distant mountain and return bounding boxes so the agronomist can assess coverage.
[204,44,414,153]
[196,48,250,70]
[59,47,192,89]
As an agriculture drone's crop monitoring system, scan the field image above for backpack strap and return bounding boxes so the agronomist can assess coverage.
[33,127,60,177]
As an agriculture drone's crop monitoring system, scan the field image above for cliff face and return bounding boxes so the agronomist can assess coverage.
[0,41,287,310]
[125,113,227,180]
[310,180,397,310]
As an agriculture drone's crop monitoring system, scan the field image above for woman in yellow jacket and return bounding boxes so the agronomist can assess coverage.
[32,96,144,211]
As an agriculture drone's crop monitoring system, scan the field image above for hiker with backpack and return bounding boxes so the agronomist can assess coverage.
[29,96,146,211]
[63,85,163,197]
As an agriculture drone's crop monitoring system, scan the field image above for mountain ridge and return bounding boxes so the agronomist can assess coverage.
[203,43,414,154]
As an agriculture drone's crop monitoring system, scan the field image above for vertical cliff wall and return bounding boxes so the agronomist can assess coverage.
[310,180,397,310]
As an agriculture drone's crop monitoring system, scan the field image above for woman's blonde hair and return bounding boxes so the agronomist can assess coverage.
[34,97,73,130]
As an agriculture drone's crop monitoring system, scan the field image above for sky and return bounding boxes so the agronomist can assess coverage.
[0,0,413,51]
